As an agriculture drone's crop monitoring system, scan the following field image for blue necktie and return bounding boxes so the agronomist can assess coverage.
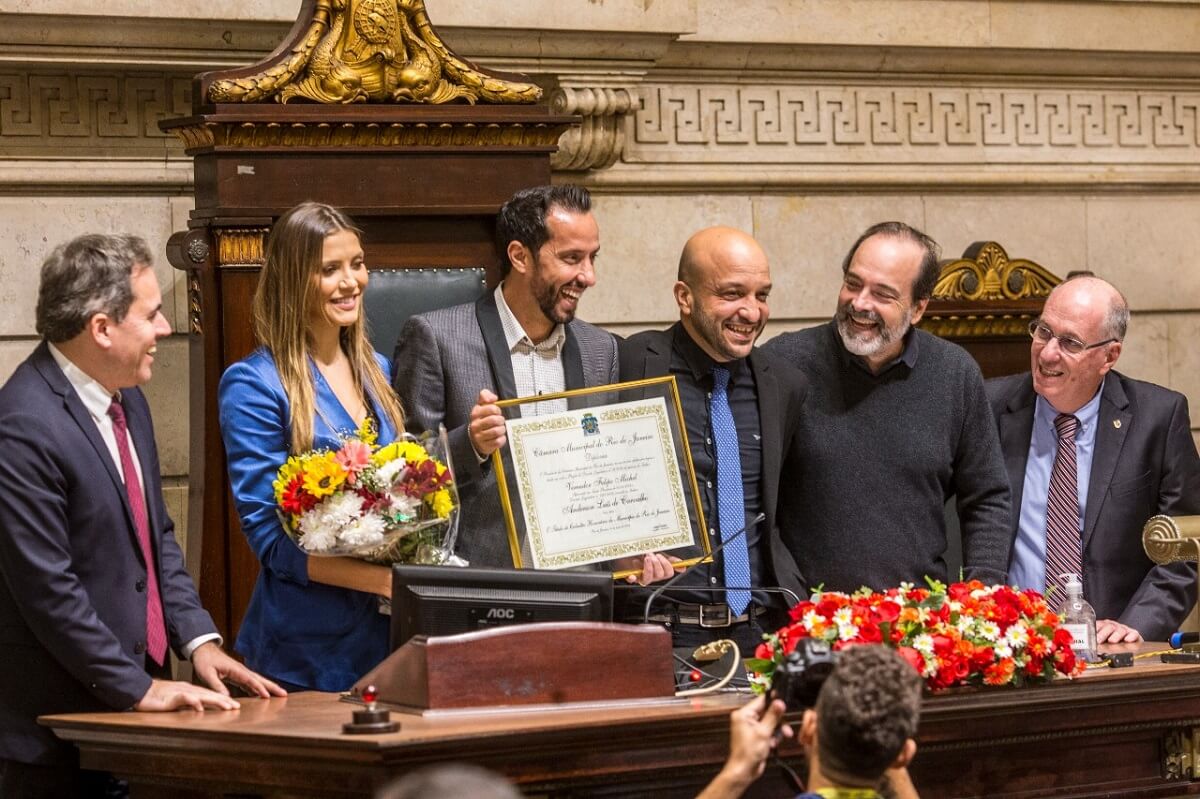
[711,366,752,615]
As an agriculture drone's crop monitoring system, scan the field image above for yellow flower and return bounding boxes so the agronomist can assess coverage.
[302,452,347,498]
[372,440,430,467]
[272,455,306,503]
[355,418,378,447]
[427,489,455,519]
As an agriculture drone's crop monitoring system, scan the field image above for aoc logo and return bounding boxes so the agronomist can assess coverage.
[485,607,516,620]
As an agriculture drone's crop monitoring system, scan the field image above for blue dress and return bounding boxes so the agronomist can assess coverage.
[218,348,396,691]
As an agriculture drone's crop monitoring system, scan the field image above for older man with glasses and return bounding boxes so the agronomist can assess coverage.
[987,275,1200,643]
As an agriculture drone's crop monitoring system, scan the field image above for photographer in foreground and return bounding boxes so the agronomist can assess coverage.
[699,645,922,799]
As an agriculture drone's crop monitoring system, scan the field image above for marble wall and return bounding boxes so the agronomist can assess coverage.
[3,0,1200,559]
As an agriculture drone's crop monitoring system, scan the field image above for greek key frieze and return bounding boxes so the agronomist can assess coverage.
[632,85,1200,157]
[0,71,192,153]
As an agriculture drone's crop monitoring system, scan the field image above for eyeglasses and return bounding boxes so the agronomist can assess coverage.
[1028,320,1117,356]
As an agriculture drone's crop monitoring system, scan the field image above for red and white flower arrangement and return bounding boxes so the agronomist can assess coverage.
[749,579,1085,692]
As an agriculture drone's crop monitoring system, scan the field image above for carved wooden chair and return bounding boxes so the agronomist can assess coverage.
[919,241,1064,378]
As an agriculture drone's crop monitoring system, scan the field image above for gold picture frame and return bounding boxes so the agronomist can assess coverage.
[490,376,712,580]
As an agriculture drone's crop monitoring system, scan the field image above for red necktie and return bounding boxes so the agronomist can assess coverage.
[107,398,168,666]
[1045,413,1083,596]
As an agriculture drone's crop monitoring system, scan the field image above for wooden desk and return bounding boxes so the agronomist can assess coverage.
[43,645,1200,799]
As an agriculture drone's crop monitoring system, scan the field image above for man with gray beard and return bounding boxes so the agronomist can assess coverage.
[763,222,1011,593]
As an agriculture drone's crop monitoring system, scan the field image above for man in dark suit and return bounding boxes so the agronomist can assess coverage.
[618,227,808,650]
[393,185,619,567]
[0,234,282,798]
[988,275,1200,643]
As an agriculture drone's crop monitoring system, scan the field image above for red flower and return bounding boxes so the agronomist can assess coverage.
[280,475,317,516]
[896,646,925,675]
[873,600,901,624]
[755,642,773,660]
[984,658,1016,686]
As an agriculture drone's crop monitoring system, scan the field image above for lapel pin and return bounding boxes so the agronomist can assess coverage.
[1113,420,1122,429]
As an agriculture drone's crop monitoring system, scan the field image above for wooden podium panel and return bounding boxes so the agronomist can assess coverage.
[42,645,1200,798]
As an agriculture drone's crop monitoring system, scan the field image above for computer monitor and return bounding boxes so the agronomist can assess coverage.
[390,564,614,649]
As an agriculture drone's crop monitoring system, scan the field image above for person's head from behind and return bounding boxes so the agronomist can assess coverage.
[495,184,599,327]
[674,226,772,363]
[376,763,521,799]
[253,201,403,451]
[802,644,922,787]
[36,233,171,394]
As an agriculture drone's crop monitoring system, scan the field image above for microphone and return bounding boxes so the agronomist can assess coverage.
[642,512,766,624]
[1170,632,1200,648]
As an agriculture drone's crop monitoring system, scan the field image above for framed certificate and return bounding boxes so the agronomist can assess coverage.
[490,376,711,577]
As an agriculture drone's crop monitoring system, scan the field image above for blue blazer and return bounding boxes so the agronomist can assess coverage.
[218,348,396,691]
[0,342,216,765]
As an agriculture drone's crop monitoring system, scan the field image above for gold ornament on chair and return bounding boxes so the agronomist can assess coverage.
[933,241,1060,302]
[207,0,541,105]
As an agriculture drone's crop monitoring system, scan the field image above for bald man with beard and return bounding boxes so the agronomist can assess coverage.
[617,227,808,651]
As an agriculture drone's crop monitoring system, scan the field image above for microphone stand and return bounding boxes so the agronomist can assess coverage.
[642,512,766,624]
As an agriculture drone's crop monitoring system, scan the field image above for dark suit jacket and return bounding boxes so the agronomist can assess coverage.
[618,327,808,604]
[0,342,216,765]
[988,370,1200,640]
[393,292,620,567]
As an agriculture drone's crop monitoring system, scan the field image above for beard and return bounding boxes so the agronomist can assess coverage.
[531,266,585,325]
[835,301,912,359]
[690,305,760,362]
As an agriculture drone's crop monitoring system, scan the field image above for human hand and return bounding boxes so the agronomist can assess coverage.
[468,389,506,457]
[191,642,287,699]
[1096,619,1143,644]
[616,552,680,585]
[722,695,792,789]
[134,678,241,712]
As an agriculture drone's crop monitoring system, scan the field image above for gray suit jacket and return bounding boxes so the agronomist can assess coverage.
[988,370,1200,640]
[392,292,619,566]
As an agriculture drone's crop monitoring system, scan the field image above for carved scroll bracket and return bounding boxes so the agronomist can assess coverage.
[551,84,639,172]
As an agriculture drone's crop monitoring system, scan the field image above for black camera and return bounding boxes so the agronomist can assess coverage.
[769,638,838,711]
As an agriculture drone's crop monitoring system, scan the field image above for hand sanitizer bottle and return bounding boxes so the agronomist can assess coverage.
[1057,572,1097,663]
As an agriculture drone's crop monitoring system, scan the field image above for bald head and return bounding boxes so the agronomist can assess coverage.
[1044,275,1128,343]
[673,226,771,362]
[678,226,767,287]
[1032,275,1127,413]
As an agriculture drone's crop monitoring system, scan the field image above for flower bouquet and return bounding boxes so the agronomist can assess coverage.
[273,421,460,565]
[748,579,1085,693]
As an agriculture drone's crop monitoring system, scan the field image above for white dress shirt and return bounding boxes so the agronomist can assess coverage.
[494,284,568,416]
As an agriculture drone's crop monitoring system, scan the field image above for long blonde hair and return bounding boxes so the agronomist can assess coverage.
[253,202,405,453]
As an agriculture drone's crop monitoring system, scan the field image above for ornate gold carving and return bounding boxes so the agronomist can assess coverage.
[187,273,203,336]
[207,0,540,105]
[551,86,637,171]
[920,316,1038,339]
[1164,728,1200,779]
[166,120,566,151]
[932,242,1060,302]
[216,229,268,266]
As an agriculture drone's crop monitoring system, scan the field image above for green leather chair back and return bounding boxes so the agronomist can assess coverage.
[364,267,488,359]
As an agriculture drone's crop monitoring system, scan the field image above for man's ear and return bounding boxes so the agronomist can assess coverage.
[507,241,532,277]
[673,281,693,317]
[88,313,112,350]
[909,297,929,327]
[799,708,817,747]
[890,738,917,770]
[1099,340,1122,376]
